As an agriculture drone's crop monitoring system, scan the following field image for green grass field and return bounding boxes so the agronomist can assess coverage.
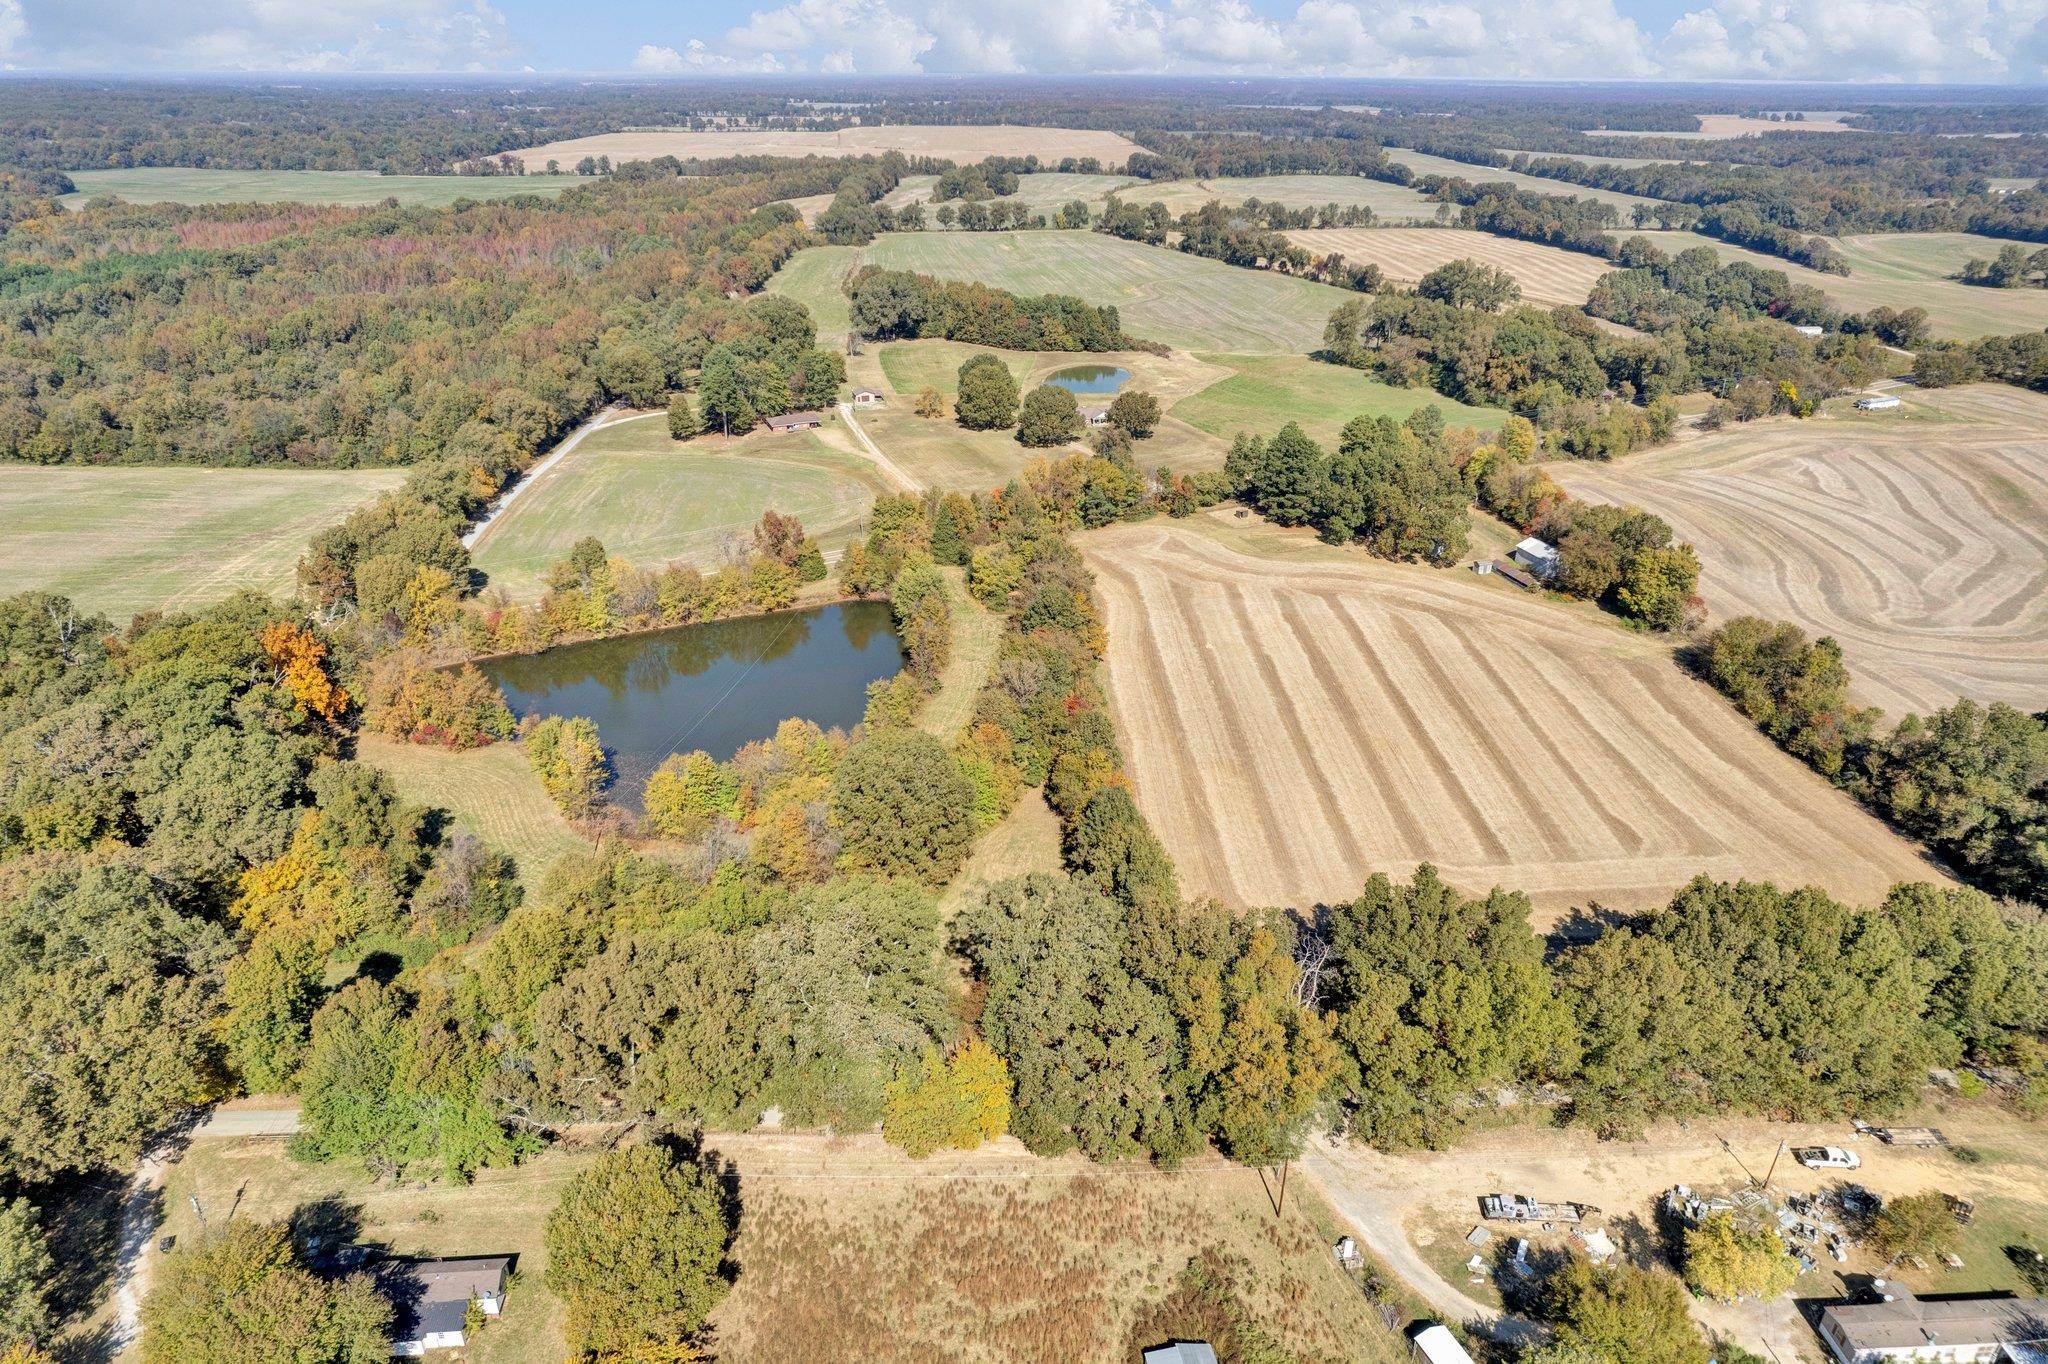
[0,463,401,620]
[881,172,1137,215]
[361,736,590,884]
[470,415,887,599]
[1633,229,2048,339]
[764,244,861,344]
[862,230,1356,353]
[878,339,1037,397]
[1120,173,1442,222]
[1171,352,1507,446]
[59,168,586,209]
[1388,148,1671,214]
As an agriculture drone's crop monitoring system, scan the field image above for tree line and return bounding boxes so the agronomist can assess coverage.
[847,264,1134,351]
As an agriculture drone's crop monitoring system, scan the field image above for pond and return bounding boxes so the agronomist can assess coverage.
[1044,364,1131,396]
[480,601,904,812]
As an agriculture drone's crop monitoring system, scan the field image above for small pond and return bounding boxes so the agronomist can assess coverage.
[480,600,904,812]
[1044,364,1131,396]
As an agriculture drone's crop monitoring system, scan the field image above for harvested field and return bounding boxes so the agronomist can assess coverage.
[0,463,401,620]
[1082,518,1941,916]
[894,170,1136,213]
[1172,351,1506,447]
[1387,148,1669,213]
[505,125,1143,170]
[1632,229,2048,340]
[1119,173,1440,221]
[360,736,590,883]
[863,230,1355,353]
[1551,386,2048,715]
[59,167,583,209]
[470,415,886,599]
[763,244,860,345]
[1284,227,1616,308]
[1588,111,1858,139]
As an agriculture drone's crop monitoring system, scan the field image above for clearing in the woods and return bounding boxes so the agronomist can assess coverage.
[1082,516,1942,918]
[1551,385,2048,716]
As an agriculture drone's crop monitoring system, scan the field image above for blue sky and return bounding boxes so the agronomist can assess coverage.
[11,0,2048,84]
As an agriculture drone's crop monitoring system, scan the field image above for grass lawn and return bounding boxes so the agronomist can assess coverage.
[918,567,1001,742]
[879,339,1038,398]
[60,168,585,209]
[1387,148,1672,214]
[1171,351,1508,447]
[470,414,888,599]
[863,230,1357,353]
[939,788,1064,917]
[1632,229,2048,340]
[360,735,591,883]
[1121,173,1442,222]
[0,462,401,620]
[763,244,861,345]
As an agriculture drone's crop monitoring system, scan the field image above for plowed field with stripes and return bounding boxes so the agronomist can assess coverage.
[1083,520,1940,917]
[1283,228,1615,308]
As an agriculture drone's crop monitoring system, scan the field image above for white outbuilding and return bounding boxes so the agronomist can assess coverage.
[1511,536,1560,580]
[1855,393,1902,410]
[1409,1323,1477,1363]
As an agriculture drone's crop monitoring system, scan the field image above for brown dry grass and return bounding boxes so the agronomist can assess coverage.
[1284,228,1616,308]
[507,126,1144,170]
[1080,517,1943,918]
[1551,385,2048,716]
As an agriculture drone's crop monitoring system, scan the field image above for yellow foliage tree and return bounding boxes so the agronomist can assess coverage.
[882,1039,1011,1158]
[260,621,349,724]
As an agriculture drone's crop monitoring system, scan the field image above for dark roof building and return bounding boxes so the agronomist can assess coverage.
[1815,1287,2048,1362]
[386,1256,512,1357]
[765,410,826,432]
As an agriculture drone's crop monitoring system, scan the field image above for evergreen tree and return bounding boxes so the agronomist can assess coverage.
[666,392,702,440]
[1248,422,1327,528]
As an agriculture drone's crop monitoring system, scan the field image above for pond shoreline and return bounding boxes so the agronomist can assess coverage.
[450,581,876,668]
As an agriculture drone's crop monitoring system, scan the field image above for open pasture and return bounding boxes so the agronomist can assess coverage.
[763,243,860,344]
[0,463,401,620]
[1083,518,1941,917]
[863,229,1356,353]
[1119,173,1441,221]
[1285,227,1617,308]
[1632,229,2048,340]
[1551,385,2048,716]
[506,124,1143,170]
[361,736,591,883]
[470,415,886,599]
[1171,351,1507,447]
[60,167,583,209]
[1389,149,1669,213]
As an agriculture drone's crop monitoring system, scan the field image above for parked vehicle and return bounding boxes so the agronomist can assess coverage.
[1794,1146,1862,1170]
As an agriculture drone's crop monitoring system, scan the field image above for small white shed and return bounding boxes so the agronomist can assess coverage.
[1856,393,1901,410]
[1511,536,1560,579]
[1409,1323,1476,1364]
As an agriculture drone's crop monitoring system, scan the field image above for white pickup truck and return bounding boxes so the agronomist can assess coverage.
[1794,1146,1862,1170]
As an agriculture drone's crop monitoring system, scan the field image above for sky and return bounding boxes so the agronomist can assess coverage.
[10,0,2048,85]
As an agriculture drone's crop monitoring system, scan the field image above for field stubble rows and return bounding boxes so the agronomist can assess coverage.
[1084,519,1942,917]
[1285,227,1617,308]
[1552,388,2048,716]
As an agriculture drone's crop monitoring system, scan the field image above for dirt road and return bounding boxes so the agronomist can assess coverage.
[461,405,635,551]
[834,401,922,493]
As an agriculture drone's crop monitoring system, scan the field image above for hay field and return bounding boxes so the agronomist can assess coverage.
[1588,112,1858,139]
[1082,518,1941,917]
[763,244,859,345]
[0,463,401,620]
[1119,173,1441,221]
[1285,227,1617,308]
[505,125,1144,169]
[1171,352,1506,447]
[1387,149,1668,213]
[895,171,1137,213]
[59,167,584,209]
[470,415,887,599]
[1632,230,2048,341]
[1551,386,2048,716]
[863,230,1356,353]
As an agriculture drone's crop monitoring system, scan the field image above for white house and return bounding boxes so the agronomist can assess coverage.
[387,1257,511,1357]
[1079,403,1112,427]
[1510,536,1560,580]
[1815,1288,2048,1363]
[1856,393,1902,410]
[1409,1323,1477,1364]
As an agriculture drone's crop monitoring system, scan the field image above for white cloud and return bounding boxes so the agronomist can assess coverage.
[637,0,2047,79]
[18,0,513,70]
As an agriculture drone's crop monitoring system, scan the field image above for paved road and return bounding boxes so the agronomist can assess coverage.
[1302,1138,1541,1345]
[835,401,922,493]
[461,405,637,551]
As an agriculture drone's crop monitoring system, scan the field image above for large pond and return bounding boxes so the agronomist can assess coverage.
[480,601,904,812]
[1044,364,1131,396]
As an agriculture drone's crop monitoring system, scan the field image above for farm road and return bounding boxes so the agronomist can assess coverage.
[833,401,922,493]
[461,405,638,551]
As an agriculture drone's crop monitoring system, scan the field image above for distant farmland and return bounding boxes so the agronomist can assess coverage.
[0,463,401,619]
[1285,227,1616,308]
[1387,148,1671,214]
[1119,173,1441,222]
[1552,385,2048,716]
[864,230,1356,353]
[506,125,1143,170]
[61,168,584,209]
[1632,230,2048,341]
[1084,518,1942,918]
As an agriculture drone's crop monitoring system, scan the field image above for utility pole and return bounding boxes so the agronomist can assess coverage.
[1761,1140,1788,1195]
